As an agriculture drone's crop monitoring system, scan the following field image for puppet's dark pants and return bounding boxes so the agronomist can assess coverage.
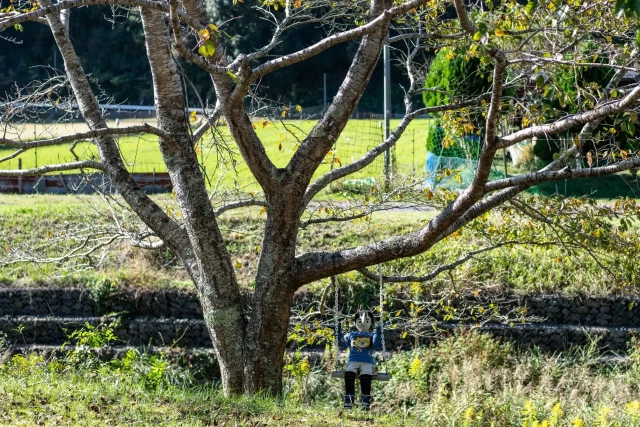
[343,371,372,409]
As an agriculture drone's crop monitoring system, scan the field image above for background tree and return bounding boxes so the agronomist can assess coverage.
[2,0,640,396]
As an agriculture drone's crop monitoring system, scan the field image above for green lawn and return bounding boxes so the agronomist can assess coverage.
[0,119,432,193]
[4,119,640,198]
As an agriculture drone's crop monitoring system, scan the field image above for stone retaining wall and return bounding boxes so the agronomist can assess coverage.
[3,288,640,354]
[3,288,640,326]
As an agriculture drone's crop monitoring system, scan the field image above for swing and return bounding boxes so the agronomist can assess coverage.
[329,269,392,382]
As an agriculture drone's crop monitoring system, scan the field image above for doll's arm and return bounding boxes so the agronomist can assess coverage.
[334,323,350,349]
[373,325,383,350]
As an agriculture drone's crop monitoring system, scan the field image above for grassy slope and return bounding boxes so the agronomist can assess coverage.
[1,194,638,295]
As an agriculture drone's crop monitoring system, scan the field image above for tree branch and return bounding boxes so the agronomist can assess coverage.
[167,0,227,76]
[357,240,562,283]
[498,85,640,149]
[301,94,490,206]
[484,158,640,193]
[251,10,391,79]
[452,0,477,35]
[0,0,204,32]
[250,0,432,79]
[39,0,197,274]
[0,124,169,150]
[214,199,267,216]
[0,160,105,176]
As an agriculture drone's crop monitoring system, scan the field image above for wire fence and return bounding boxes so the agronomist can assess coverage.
[1,112,422,192]
[329,112,389,190]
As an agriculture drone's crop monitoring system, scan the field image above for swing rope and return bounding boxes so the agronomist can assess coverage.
[377,264,387,362]
[329,269,391,379]
[332,275,339,372]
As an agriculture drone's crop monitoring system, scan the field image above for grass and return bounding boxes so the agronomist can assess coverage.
[1,193,639,296]
[4,118,640,198]
[2,331,640,425]
[0,118,432,194]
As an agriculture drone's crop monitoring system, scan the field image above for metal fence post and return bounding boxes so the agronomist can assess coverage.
[18,158,22,194]
[383,33,391,191]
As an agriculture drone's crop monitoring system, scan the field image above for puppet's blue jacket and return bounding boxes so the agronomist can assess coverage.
[336,328,383,364]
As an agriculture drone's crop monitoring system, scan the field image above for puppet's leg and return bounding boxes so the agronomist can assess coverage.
[359,374,372,409]
[359,363,374,410]
[343,371,356,409]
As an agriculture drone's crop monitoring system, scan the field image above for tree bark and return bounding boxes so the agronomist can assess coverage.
[139,8,246,395]
[242,193,301,394]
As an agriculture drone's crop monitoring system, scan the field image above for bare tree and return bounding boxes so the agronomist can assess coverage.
[2,0,640,395]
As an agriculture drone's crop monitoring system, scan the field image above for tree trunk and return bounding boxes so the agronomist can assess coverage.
[241,195,301,394]
[139,8,248,395]
[242,278,296,394]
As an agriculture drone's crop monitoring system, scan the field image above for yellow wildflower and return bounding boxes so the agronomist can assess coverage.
[522,400,537,418]
[595,407,611,426]
[571,418,584,427]
[549,403,562,427]
[408,357,423,378]
[464,407,474,419]
[463,407,475,427]
[627,401,640,416]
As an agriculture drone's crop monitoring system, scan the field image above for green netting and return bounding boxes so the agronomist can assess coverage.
[425,124,504,190]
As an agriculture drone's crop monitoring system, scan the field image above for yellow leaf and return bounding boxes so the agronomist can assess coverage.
[208,24,219,33]
[402,331,408,339]
[296,104,302,112]
[281,110,287,118]
[198,28,210,41]
[494,28,505,37]
[235,261,243,269]
[621,150,628,159]
[259,206,267,215]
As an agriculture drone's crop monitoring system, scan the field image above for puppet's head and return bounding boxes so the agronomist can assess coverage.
[353,311,375,332]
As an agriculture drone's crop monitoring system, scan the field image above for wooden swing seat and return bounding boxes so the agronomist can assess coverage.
[330,371,392,381]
